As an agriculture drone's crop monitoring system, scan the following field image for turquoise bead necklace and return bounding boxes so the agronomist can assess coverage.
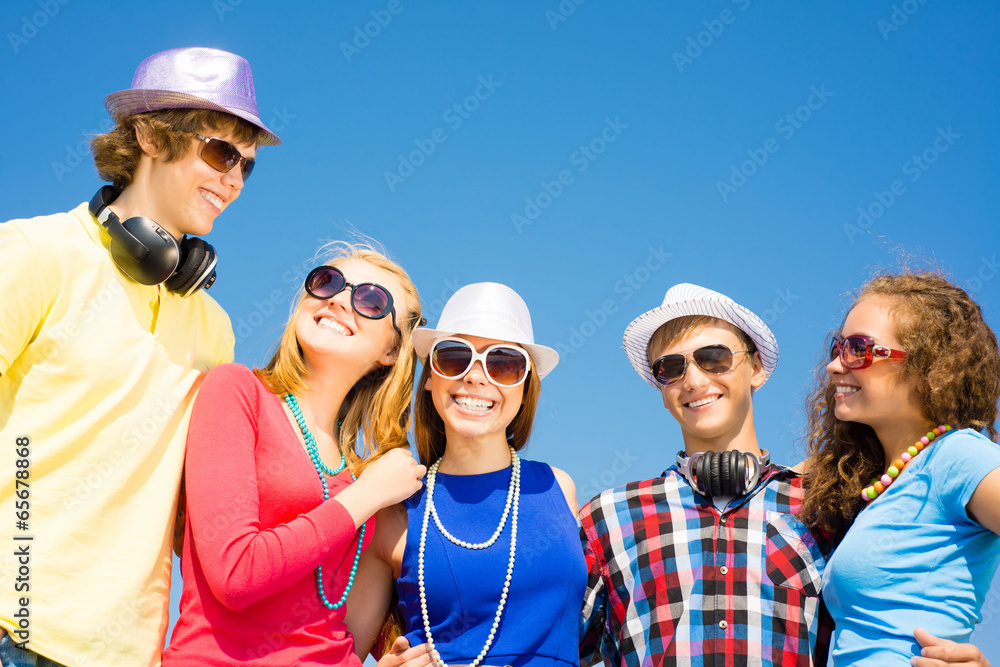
[284,393,365,610]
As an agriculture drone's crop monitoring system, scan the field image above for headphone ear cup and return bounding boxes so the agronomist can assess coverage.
[695,453,709,497]
[111,216,180,285]
[735,452,748,495]
[719,451,732,497]
[166,237,218,297]
[708,453,723,498]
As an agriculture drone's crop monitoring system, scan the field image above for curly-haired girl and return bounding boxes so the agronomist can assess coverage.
[801,271,1000,665]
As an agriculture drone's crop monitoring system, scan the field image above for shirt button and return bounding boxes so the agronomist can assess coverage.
[719,620,728,629]
[720,566,729,575]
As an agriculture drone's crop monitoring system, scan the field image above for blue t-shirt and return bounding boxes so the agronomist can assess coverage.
[822,428,1000,665]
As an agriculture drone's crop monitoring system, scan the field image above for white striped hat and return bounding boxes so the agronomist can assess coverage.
[622,283,778,390]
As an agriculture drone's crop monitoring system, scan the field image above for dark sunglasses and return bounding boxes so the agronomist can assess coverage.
[192,133,255,181]
[651,344,750,386]
[305,266,401,336]
[829,334,906,370]
[430,337,532,387]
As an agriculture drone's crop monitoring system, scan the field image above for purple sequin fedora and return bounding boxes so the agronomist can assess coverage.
[104,47,281,146]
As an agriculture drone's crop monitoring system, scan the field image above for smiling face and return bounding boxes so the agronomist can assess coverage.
[425,334,526,449]
[827,296,925,433]
[652,322,765,453]
[137,130,255,239]
[294,258,404,379]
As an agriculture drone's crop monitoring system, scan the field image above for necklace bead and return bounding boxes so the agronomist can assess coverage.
[863,424,951,502]
[418,446,520,667]
[284,394,364,609]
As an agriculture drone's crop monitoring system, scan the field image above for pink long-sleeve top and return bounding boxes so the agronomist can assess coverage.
[162,363,373,666]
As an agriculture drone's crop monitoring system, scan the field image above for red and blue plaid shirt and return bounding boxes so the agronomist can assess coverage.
[579,464,833,667]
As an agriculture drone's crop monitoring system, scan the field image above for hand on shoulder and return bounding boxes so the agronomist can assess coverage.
[376,637,437,667]
[358,447,427,508]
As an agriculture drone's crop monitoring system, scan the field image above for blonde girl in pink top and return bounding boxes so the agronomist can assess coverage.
[163,242,427,666]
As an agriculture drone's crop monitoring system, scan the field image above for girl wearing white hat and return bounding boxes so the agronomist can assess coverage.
[348,283,586,667]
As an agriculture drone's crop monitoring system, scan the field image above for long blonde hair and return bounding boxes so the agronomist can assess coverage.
[254,241,423,473]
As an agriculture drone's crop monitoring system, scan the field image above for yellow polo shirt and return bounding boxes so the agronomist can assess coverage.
[0,203,234,667]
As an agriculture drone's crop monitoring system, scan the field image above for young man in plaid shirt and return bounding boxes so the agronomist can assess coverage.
[579,283,832,667]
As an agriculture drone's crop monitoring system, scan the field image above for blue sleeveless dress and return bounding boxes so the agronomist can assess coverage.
[395,459,586,667]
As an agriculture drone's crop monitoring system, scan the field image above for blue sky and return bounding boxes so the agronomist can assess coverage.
[3,0,999,659]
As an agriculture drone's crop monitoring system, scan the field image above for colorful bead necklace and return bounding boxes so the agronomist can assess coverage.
[419,446,520,667]
[862,424,951,502]
[284,393,365,610]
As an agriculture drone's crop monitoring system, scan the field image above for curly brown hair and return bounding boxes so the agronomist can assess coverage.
[800,271,1000,540]
[90,108,268,189]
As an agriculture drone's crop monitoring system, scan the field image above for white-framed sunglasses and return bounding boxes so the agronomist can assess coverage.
[430,337,532,387]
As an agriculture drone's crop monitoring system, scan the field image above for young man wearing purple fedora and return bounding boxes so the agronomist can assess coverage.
[578,284,988,667]
[0,47,279,667]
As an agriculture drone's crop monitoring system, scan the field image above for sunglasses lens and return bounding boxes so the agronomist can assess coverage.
[241,158,255,181]
[842,336,870,369]
[202,138,253,181]
[306,267,346,299]
[352,284,391,319]
[693,346,734,374]
[432,340,474,378]
[652,355,686,385]
[485,347,529,386]
[202,138,238,170]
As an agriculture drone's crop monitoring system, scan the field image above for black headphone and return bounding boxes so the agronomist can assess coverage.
[88,186,218,297]
[676,449,770,498]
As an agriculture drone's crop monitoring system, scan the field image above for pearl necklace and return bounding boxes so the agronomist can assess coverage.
[863,424,951,501]
[419,446,520,667]
[284,394,365,610]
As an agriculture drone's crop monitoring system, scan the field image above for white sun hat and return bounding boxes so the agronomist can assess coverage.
[622,283,778,390]
[412,282,559,378]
